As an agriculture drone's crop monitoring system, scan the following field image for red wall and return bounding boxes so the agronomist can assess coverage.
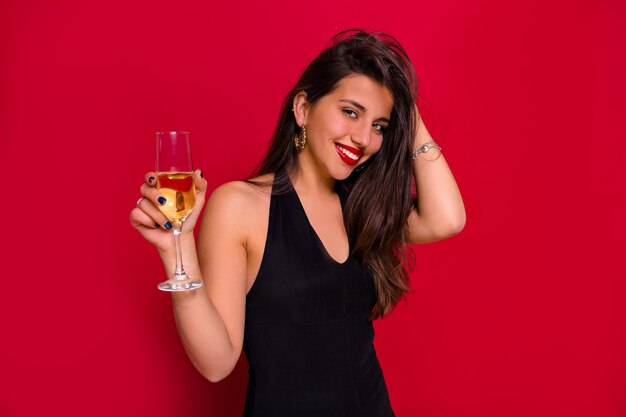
[1,1,624,416]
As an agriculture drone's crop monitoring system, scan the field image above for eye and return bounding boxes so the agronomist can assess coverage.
[342,108,357,118]
[373,123,387,135]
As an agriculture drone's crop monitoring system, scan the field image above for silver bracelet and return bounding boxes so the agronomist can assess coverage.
[412,141,442,160]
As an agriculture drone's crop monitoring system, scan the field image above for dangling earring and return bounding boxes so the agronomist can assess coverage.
[294,124,307,151]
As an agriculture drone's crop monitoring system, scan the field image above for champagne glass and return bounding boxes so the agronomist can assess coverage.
[155,131,203,291]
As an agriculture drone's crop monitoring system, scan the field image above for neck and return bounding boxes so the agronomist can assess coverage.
[292,152,336,196]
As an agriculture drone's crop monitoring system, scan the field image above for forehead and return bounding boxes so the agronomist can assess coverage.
[325,74,394,116]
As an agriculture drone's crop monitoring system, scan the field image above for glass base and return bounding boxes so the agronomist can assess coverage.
[158,273,203,292]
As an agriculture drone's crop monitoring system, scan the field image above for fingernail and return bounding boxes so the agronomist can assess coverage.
[164,221,172,230]
[154,223,160,228]
[148,176,155,184]
[199,169,203,178]
[157,196,166,205]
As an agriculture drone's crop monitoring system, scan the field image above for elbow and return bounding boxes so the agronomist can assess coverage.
[206,373,226,383]
[449,214,466,236]
[452,213,465,235]
[186,344,240,384]
[439,213,465,238]
[200,368,229,383]
[198,361,238,384]
[452,212,465,236]
[436,209,466,239]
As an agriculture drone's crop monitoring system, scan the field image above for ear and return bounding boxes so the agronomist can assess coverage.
[292,90,309,127]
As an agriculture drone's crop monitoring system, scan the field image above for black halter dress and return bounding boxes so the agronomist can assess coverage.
[242,174,395,417]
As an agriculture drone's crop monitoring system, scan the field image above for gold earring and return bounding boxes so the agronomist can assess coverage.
[294,124,307,151]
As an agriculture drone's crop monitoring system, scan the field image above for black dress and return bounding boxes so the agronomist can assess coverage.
[242,173,395,417]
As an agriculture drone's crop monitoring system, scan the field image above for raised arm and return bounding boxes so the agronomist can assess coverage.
[165,182,250,382]
[128,172,251,383]
[405,110,466,244]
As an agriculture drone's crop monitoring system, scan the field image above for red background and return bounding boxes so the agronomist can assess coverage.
[1,1,625,416]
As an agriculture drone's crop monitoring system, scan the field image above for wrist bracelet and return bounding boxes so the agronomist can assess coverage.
[412,141,442,161]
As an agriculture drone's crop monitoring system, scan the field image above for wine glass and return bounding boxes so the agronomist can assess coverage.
[155,131,203,291]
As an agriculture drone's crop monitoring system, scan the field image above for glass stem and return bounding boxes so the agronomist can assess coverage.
[172,220,185,278]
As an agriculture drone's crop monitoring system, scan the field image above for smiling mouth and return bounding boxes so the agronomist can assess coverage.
[335,143,363,166]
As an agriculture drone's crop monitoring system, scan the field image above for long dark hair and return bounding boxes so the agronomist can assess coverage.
[252,29,418,320]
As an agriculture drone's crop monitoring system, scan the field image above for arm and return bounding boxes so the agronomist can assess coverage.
[405,110,466,244]
[161,182,249,382]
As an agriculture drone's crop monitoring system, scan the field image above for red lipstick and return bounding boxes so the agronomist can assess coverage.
[334,143,363,167]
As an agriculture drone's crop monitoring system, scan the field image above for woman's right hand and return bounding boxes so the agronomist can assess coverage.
[129,169,207,254]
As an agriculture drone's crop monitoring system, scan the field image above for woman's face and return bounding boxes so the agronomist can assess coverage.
[294,74,394,181]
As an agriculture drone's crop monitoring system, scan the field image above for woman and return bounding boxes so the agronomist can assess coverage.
[130,29,465,416]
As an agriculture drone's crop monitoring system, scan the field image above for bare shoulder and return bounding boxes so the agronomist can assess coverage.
[201,174,275,238]
[207,174,274,211]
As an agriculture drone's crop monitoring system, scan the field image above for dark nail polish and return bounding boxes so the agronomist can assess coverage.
[148,176,155,184]
[199,170,203,178]
[157,196,166,205]
[154,223,160,228]
[164,222,172,230]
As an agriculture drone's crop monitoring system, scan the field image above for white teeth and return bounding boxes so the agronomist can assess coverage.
[337,145,359,160]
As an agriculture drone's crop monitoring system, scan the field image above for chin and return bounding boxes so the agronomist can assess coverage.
[329,165,356,181]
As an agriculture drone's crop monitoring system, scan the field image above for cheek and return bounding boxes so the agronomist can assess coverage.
[368,136,384,155]
[313,115,344,140]
[326,117,351,136]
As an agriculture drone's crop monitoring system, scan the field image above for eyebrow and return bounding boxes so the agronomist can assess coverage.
[339,99,391,123]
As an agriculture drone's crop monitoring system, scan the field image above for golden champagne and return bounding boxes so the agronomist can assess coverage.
[156,172,196,222]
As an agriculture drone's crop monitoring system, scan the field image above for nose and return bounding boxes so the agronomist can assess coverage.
[350,122,371,149]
